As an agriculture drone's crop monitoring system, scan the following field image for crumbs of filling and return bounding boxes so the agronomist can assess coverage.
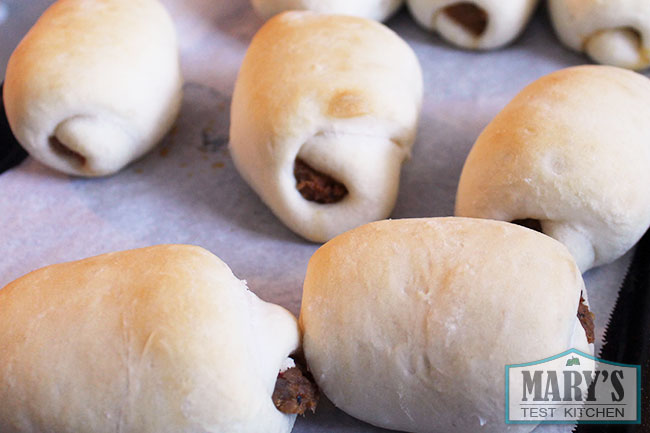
[294,158,348,204]
[272,358,319,415]
[578,295,595,344]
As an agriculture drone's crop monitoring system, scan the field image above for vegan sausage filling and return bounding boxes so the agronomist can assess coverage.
[443,2,488,36]
[272,360,319,415]
[294,158,348,204]
[578,295,595,344]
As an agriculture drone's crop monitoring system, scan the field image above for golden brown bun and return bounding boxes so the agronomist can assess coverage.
[3,0,182,176]
[300,217,591,433]
[230,11,423,242]
[456,65,650,272]
[0,245,299,433]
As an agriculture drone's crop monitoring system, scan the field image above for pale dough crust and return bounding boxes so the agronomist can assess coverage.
[0,245,300,433]
[300,217,592,433]
[251,0,404,22]
[549,0,650,70]
[455,65,650,272]
[230,11,423,243]
[3,0,183,176]
[406,0,539,49]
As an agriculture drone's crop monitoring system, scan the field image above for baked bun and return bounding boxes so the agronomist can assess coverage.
[549,0,650,70]
[3,0,183,177]
[230,11,423,243]
[455,65,650,272]
[0,245,305,433]
[300,217,593,433]
[406,0,539,49]
[251,0,403,22]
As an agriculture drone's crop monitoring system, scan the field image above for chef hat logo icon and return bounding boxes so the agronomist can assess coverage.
[566,357,580,367]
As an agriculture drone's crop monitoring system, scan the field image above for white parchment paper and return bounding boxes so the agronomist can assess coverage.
[0,1,646,431]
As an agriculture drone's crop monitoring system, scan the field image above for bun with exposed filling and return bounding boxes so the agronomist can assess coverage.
[406,0,539,49]
[300,217,593,433]
[549,0,650,70]
[3,0,183,176]
[456,65,650,272]
[230,11,423,242]
[0,245,317,433]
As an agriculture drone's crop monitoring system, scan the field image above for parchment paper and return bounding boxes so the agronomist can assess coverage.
[0,1,645,431]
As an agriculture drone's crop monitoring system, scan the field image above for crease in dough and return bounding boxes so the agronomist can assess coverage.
[48,114,136,175]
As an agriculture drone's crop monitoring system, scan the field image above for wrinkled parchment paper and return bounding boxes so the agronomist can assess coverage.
[0,1,646,431]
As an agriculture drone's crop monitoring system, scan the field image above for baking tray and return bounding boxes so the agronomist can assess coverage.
[0,1,648,432]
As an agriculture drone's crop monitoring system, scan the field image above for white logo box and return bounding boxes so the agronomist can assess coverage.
[506,349,640,424]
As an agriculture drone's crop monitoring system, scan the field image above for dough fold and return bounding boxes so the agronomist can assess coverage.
[549,0,650,70]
